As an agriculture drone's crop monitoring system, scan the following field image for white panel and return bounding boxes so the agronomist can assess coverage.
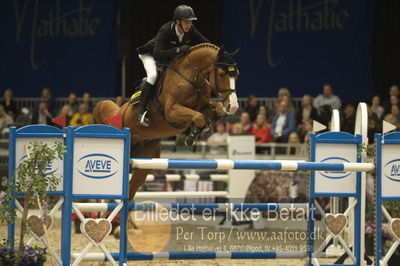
[381,145,400,198]
[315,143,357,194]
[73,138,124,196]
[227,136,255,199]
[16,138,64,192]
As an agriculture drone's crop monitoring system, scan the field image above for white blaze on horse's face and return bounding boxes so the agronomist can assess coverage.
[223,77,239,115]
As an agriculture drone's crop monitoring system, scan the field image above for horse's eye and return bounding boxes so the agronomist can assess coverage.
[219,73,225,77]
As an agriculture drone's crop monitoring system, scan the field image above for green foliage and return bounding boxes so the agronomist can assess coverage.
[0,140,64,262]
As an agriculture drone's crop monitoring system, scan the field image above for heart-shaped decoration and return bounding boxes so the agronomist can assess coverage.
[324,214,348,236]
[81,218,112,245]
[389,219,400,241]
[27,215,53,239]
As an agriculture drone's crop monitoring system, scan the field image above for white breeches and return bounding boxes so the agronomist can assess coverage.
[138,53,157,85]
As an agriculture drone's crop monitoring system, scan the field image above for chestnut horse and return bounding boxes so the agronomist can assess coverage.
[93,43,239,200]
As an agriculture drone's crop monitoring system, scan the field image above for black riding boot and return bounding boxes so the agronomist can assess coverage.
[136,81,153,127]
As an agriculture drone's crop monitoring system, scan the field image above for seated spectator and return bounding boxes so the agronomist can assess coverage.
[70,104,94,127]
[116,96,124,107]
[59,104,73,126]
[297,118,313,142]
[296,94,318,127]
[251,114,272,144]
[207,120,228,154]
[384,105,400,129]
[67,93,79,114]
[383,84,399,113]
[82,92,93,112]
[232,112,252,134]
[313,83,342,114]
[31,101,53,125]
[286,132,301,155]
[341,103,356,134]
[245,95,259,122]
[40,87,55,115]
[272,87,292,115]
[370,95,384,121]
[271,101,296,143]
[0,89,18,119]
[0,104,14,136]
[318,105,332,126]
[384,95,399,115]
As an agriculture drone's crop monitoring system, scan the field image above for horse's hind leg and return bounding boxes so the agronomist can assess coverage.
[129,139,161,200]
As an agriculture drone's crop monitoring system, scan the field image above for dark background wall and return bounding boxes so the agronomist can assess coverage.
[373,0,400,101]
[0,0,399,101]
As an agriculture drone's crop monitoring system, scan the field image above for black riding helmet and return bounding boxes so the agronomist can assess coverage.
[173,5,197,21]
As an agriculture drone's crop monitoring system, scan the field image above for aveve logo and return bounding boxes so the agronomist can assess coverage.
[319,157,351,179]
[77,153,119,179]
[19,155,59,175]
[383,159,400,182]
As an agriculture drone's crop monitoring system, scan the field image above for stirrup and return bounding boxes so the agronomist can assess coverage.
[137,111,150,127]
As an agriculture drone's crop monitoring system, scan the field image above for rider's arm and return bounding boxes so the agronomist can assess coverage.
[153,27,178,63]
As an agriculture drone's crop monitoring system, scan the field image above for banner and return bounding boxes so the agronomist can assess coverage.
[224,0,374,101]
[0,0,118,97]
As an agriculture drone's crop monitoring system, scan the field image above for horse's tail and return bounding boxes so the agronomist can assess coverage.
[93,100,120,125]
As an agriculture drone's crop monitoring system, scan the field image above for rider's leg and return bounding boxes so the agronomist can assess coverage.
[137,53,157,126]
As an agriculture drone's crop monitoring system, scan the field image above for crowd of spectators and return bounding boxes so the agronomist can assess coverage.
[206,83,400,154]
[1,83,400,154]
[0,87,126,137]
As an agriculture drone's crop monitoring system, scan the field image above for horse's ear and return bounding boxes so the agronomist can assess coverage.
[218,45,225,56]
[231,47,240,59]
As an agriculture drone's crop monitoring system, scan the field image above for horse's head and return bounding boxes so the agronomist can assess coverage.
[209,46,240,115]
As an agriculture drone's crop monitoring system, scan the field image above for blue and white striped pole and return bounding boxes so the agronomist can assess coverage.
[131,158,375,172]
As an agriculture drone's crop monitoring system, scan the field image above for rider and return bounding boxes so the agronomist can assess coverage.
[136,5,209,127]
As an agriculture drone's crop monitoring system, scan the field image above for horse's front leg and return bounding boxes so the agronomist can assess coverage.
[165,103,206,145]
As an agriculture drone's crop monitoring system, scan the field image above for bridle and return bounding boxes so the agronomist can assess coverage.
[166,51,238,103]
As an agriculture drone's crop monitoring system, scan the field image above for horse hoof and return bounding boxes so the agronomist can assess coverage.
[175,134,186,146]
[184,137,194,146]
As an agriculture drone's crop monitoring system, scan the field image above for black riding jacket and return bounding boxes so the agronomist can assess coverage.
[136,21,209,64]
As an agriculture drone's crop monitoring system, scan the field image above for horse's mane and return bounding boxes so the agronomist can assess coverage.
[188,43,219,54]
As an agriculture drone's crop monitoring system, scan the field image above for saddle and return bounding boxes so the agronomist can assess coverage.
[129,65,166,106]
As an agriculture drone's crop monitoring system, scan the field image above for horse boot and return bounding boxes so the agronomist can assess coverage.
[136,81,153,127]
[185,126,203,146]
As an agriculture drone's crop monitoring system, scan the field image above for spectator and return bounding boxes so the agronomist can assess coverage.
[271,100,296,143]
[313,83,342,114]
[384,105,400,128]
[384,95,399,115]
[251,114,272,144]
[272,87,293,115]
[70,104,94,127]
[318,105,332,126]
[367,106,380,144]
[370,95,384,120]
[67,93,79,114]
[233,112,252,134]
[31,101,53,125]
[298,118,313,143]
[82,92,93,112]
[245,95,259,121]
[40,87,55,114]
[207,120,228,154]
[286,132,301,155]
[0,104,14,135]
[59,104,73,126]
[0,89,18,119]
[383,84,400,112]
[341,103,356,134]
[116,96,124,107]
[296,94,318,127]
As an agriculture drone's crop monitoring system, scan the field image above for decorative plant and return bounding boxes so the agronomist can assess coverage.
[0,140,64,265]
